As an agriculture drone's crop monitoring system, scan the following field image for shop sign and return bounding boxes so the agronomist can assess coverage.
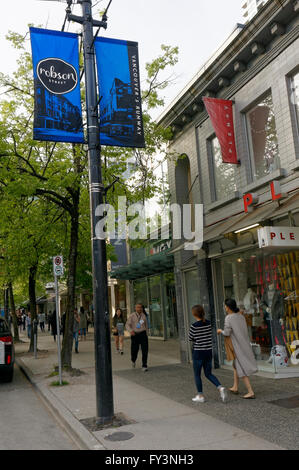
[243,181,287,213]
[149,240,172,256]
[258,227,299,249]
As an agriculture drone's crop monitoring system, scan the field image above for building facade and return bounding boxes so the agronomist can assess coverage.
[110,230,178,341]
[242,0,270,22]
[158,0,299,377]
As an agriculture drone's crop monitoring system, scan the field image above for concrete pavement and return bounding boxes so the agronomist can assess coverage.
[14,328,291,450]
[0,363,77,450]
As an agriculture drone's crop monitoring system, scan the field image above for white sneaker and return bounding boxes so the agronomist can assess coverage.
[142,367,148,372]
[192,395,205,403]
[219,387,228,403]
[132,362,136,368]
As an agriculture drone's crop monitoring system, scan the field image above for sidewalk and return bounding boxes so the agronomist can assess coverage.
[15,329,296,450]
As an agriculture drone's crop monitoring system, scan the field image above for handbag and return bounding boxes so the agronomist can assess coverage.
[224,336,236,361]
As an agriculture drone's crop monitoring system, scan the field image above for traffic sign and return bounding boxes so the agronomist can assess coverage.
[53,256,64,276]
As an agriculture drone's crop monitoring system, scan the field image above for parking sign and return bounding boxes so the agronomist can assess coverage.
[53,256,64,276]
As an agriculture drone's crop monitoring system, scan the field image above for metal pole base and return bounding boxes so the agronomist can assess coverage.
[96,415,114,426]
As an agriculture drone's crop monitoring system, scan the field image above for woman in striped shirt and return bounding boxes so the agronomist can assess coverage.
[189,305,227,403]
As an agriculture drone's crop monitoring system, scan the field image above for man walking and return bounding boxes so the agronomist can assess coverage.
[39,312,45,332]
[126,303,149,372]
[73,309,80,354]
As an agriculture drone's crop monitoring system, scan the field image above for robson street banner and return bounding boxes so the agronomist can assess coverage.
[203,97,239,164]
[94,37,145,148]
[30,27,84,143]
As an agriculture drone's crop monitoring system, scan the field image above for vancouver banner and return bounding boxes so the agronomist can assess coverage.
[94,37,145,148]
[30,27,84,143]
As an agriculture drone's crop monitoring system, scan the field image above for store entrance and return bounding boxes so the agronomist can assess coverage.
[214,248,299,374]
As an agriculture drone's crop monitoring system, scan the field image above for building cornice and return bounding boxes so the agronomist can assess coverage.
[157,0,298,134]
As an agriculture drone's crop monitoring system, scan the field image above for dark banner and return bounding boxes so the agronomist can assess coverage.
[95,37,145,148]
[30,27,84,143]
[203,97,238,164]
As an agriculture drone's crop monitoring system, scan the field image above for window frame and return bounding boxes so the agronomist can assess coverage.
[245,89,280,182]
[207,134,237,203]
[288,68,299,159]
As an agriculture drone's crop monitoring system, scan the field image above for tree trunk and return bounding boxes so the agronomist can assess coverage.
[61,197,80,369]
[28,264,38,352]
[4,288,9,323]
[8,282,19,342]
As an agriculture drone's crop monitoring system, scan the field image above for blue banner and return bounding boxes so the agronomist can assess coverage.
[95,37,145,148]
[30,27,84,143]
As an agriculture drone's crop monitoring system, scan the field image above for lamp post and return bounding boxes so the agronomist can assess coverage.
[38,0,114,424]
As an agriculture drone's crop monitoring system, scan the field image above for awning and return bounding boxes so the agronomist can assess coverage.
[222,200,278,235]
[110,251,174,280]
[270,191,299,220]
[203,212,244,242]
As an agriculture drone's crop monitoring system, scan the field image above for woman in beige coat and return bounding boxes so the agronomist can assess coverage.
[217,298,257,399]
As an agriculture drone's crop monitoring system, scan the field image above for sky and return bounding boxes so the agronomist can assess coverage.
[0,0,244,115]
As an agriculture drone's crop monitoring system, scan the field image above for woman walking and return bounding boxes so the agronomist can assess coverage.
[189,305,227,404]
[79,307,88,341]
[217,299,257,399]
[112,308,125,355]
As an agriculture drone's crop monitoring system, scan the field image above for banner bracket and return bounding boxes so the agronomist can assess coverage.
[89,106,98,118]
[93,96,102,112]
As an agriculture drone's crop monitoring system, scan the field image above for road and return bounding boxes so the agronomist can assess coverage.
[0,364,77,450]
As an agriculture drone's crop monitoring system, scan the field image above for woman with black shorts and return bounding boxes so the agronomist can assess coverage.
[112,308,125,355]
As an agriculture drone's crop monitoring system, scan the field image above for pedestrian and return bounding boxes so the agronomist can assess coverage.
[189,305,227,404]
[47,311,52,331]
[73,309,80,354]
[38,312,45,332]
[112,308,125,355]
[126,303,149,372]
[26,312,31,339]
[22,309,26,331]
[17,310,23,334]
[79,307,88,341]
[217,298,257,399]
[50,310,58,342]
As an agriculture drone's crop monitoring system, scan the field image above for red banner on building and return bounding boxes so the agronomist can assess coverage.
[203,97,239,164]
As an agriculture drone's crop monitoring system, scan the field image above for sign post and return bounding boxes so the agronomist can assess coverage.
[67,0,114,425]
[53,256,64,385]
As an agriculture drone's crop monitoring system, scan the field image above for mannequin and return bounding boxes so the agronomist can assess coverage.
[243,287,257,313]
[243,287,257,339]
[261,283,286,360]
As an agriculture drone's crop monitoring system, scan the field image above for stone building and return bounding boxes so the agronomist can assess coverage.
[158,0,299,378]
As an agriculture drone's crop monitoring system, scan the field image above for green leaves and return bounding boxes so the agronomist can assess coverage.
[0,30,179,303]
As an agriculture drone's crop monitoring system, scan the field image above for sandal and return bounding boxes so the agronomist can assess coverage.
[242,394,255,399]
[229,388,239,394]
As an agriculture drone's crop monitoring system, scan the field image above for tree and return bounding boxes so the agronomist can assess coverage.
[0,29,179,366]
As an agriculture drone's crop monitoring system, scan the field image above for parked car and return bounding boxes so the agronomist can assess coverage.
[0,317,14,382]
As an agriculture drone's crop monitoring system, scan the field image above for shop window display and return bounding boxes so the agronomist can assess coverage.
[220,250,299,372]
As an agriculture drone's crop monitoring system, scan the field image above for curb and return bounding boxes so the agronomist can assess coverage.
[16,358,106,451]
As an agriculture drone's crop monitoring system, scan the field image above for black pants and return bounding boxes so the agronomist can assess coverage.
[131,331,148,367]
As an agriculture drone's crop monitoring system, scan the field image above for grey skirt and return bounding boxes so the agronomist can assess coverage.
[116,323,124,336]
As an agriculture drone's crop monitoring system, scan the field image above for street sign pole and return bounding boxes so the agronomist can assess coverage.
[68,0,114,424]
[53,256,64,386]
[54,275,63,385]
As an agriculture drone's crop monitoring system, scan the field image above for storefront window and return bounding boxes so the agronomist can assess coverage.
[246,93,280,180]
[210,137,237,200]
[185,269,202,327]
[218,249,299,373]
[148,276,164,338]
[164,272,178,338]
[133,278,148,304]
